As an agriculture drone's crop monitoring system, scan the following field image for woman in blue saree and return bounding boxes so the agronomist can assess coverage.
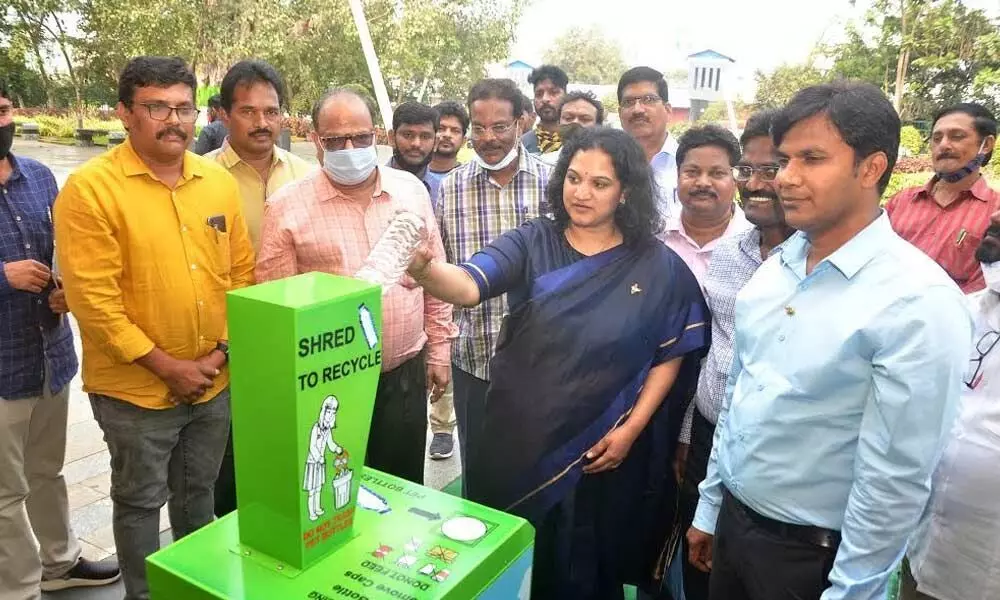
[410,128,709,598]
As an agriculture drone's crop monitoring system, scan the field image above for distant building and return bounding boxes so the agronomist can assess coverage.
[498,60,534,96]
[687,49,736,122]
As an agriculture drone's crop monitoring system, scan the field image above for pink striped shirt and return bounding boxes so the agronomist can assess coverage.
[886,176,1000,293]
[255,167,455,371]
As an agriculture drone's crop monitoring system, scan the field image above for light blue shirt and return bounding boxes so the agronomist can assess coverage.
[693,213,972,600]
[650,133,680,222]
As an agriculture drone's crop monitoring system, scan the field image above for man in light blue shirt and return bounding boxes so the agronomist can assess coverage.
[618,66,680,222]
[687,82,972,600]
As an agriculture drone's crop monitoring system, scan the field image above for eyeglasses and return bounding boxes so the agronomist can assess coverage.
[965,330,999,389]
[733,165,780,182]
[135,103,200,123]
[621,95,663,109]
[469,122,516,140]
[318,132,375,151]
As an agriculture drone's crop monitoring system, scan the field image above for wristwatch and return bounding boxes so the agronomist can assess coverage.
[215,340,230,364]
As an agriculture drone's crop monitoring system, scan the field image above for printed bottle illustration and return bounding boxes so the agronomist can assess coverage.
[303,396,350,520]
[358,304,379,350]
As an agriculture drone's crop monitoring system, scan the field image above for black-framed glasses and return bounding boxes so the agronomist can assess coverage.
[621,94,662,109]
[965,330,999,389]
[733,164,780,182]
[469,122,516,140]
[135,103,199,123]
[318,132,375,151]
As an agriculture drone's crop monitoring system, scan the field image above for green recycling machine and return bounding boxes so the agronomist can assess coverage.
[146,272,535,599]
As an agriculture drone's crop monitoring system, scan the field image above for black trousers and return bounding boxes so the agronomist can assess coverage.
[679,409,716,600]
[709,490,839,600]
[452,367,489,497]
[365,351,427,485]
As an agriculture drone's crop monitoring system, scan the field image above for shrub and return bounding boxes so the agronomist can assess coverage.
[882,172,929,203]
[899,125,924,157]
[668,121,691,139]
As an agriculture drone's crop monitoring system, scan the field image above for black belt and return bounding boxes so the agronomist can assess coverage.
[725,488,841,550]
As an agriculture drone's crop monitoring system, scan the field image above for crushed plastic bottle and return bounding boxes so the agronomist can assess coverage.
[354,210,427,292]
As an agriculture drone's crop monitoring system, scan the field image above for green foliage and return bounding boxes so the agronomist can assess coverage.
[882,171,929,203]
[826,0,1000,119]
[600,92,619,115]
[752,64,826,110]
[899,125,924,156]
[197,86,221,107]
[13,114,121,137]
[6,0,522,116]
[542,25,628,85]
[668,120,692,139]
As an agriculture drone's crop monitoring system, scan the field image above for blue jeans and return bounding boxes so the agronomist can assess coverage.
[90,389,230,600]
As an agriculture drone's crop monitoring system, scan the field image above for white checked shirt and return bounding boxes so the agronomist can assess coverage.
[680,227,780,442]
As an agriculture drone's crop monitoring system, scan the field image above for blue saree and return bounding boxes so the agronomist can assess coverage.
[459,217,709,598]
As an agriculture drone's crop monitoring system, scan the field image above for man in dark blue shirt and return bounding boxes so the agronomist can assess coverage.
[0,82,120,595]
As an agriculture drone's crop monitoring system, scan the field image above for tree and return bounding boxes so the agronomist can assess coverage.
[7,0,87,125]
[543,26,627,84]
[752,64,826,109]
[830,0,1000,119]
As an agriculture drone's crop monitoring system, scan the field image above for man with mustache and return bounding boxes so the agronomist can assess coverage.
[256,88,455,487]
[427,101,468,205]
[901,215,1000,600]
[206,60,313,254]
[205,59,312,517]
[436,78,551,490]
[388,101,442,200]
[54,56,256,600]
[687,82,971,600]
[674,110,793,600]
[618,66,680,223]
[539,90,604,165]
[193,94,228,155]
[0,80,122,598]
[521,65,568,155]
[886,103,998,292]
[660,124,751,286]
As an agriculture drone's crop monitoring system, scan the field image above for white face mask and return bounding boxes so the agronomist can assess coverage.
[472,130,520,171]
[982,261,1000,293]
[323,146,378,185]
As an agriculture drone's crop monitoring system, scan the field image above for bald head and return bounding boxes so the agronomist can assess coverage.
[311,88,376,133]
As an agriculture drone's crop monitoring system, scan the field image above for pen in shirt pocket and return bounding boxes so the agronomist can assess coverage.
[956,228,968,246]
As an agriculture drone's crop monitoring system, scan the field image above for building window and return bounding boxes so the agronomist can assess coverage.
[700,67,706,89]
[715,68,721,91]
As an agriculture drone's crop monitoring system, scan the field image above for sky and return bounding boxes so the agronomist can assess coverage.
[510,0,1000,96]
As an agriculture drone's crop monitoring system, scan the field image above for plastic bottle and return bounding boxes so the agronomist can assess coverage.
[354,210,427,291]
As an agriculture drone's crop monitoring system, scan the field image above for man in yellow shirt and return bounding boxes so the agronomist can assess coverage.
[205,60,314,252]
[205,60,312,516]
[54,56,255,600]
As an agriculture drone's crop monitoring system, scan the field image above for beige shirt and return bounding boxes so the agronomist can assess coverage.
[205,141,314,251]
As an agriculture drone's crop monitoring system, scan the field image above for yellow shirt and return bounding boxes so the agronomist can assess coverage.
[54,139,256,409]
[205,141,315,251]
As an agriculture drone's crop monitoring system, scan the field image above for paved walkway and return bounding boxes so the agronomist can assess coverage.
[9,139,459,599]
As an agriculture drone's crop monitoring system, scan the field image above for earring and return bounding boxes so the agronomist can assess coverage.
[619,197,626,205]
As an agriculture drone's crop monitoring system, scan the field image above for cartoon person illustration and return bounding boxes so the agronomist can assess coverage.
[304,395,344,521]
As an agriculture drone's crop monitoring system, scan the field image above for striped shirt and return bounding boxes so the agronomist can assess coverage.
[885,176,1000,293]
[437,148,552,380]
[679,227,780,443]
